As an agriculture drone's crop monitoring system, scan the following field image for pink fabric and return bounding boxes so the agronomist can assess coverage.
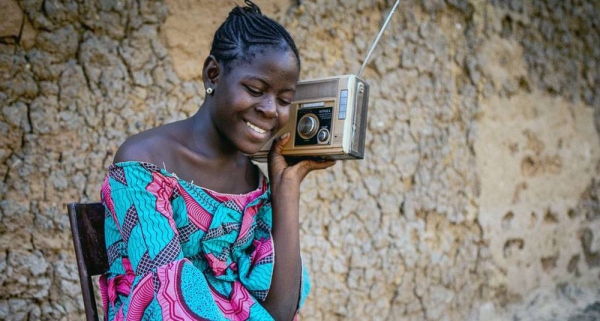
[155,261,211,321]
[177,183,212,233]
[205,253,228,277]
[99,258,135,320]
[147,172,178,232]
[250,238,273,266]
[101,177,120,232]
[124,273,155,321]
[210,282,253,321]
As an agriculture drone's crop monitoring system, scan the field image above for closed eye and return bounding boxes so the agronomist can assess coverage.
[278,98,291,106]
[244,86,262,96]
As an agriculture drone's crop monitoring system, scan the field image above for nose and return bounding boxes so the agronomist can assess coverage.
[256,96,278,118]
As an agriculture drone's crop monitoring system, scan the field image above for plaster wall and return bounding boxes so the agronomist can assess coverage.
[0,0,598,320]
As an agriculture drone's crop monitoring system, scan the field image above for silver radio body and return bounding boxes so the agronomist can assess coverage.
[251,74,369,161]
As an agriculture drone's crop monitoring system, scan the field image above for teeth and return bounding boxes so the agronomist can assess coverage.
[246,122,267,134]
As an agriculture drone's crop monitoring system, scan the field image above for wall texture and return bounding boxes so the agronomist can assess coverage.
[0,0,598,320]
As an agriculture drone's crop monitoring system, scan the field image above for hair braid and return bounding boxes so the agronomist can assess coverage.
[210,0,300,70]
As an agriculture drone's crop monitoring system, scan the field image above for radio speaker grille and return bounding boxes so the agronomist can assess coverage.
[294,79,339,101]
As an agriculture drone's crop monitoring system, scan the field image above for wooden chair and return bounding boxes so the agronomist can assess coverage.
[67,202,109,321]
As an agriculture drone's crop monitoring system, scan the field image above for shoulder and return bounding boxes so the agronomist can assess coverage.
[113,122,184,164]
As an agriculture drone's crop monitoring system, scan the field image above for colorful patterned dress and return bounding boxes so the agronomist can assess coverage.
[100,161,309,320]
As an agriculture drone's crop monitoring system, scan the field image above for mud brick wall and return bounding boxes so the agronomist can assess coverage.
[0,0,598,320]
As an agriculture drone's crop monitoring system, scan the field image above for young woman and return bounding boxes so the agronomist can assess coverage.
[99,1,335,320]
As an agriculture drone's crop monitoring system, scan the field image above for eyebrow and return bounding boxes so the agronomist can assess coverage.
[243,75,296,93]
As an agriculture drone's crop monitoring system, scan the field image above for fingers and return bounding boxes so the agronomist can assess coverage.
[268,133,290,160]
[289,159,336,182]
[302,159,337,171]
[267,132,291,178]
[274,132,291,152]
[267,131,337,183]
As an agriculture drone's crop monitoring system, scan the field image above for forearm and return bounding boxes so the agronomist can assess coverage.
[262,134,336,320]
[261,189,302,321]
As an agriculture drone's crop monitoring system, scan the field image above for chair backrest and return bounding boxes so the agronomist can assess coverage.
[67,202,109,321]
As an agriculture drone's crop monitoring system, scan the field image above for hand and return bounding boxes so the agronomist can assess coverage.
[267,132,336,194]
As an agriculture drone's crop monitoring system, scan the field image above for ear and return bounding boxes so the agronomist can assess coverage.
[202,55,221,88]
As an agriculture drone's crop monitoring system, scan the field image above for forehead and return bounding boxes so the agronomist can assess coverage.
[224,47,300,82]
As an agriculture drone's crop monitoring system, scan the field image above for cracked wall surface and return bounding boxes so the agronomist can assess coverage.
[0,0,598,320]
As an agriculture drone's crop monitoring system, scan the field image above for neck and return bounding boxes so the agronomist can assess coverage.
[188,103,242,162]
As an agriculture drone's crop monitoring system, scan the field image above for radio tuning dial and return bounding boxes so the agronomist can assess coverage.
[297,113,319,139]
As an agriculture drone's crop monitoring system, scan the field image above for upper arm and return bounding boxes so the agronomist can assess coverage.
[103,163,183,274]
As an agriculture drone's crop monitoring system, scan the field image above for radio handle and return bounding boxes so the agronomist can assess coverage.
[357,0,402,78]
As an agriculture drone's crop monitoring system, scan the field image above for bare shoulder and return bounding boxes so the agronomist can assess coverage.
[113,121,185,165]
[113,131,157,164]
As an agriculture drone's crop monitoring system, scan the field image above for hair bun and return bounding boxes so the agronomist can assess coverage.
[229,0,262,17]
[243,0,262,15]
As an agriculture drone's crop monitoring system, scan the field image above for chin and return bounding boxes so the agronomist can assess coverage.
[241,133,277,156]
[238,142,265,157]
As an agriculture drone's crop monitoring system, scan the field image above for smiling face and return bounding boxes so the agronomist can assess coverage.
[205,46,300,155]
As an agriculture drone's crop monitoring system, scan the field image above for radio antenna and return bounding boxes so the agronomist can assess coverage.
[357,0,402,78]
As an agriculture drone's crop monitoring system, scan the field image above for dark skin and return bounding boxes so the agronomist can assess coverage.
[114,48,335,321]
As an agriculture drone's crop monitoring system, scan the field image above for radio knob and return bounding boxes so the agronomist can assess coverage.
[297,114,319,139]
[317,128,329,143]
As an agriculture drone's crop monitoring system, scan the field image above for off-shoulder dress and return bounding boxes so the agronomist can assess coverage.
[99,161,309,320]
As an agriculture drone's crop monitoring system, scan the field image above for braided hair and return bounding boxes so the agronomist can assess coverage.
[210,0,300,70]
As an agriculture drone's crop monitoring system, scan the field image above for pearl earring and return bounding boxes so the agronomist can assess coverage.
[206,87,214,95]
